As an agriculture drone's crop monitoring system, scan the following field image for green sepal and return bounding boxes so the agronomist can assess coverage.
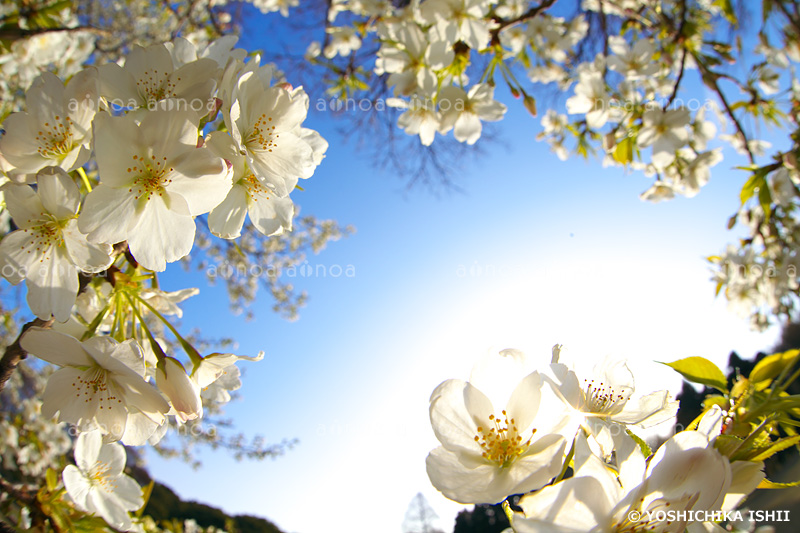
[626,429,652,458]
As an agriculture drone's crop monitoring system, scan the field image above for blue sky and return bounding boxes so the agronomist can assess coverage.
[142,8,783,533]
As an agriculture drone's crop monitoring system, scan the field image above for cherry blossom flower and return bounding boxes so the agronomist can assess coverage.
[96,42,218,117]
[546,346,678,457]
[206,131,294,239]
[426,359,567,504]
[438,84,507,145]
[20,328,169,441]
[0,167,112,321]
[566,71,615,129]
[690,107,717,151]
[63,431,143,531]
[0,70,98,179]
[375,24,453,97]
[77,110,230,271]
[139,286,200,319]
[607,36,658,80]
[251,0,299,16]
[192,350,265,405]
[165,35,246,71]
[225,70,326,197]
[640,180,677,203]
[512,418,761,533]
[539,110,570,160]
[769,167,799,207]
[669,148,723,198]
[155,356,203,423]
[323,27,362,59]
[419,0,492,51]
[388,97,441,146]
[638,107,690,169]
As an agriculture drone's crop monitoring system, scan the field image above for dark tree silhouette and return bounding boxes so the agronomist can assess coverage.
[453,502,512,533]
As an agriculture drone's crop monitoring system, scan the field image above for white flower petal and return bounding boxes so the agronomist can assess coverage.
[63,220,113,272]
[249,193,293,236]
[21,327,92,367]
[127,195,196,271]
[75,430,104,472]
[25,247,79,321]
[78,185,138,245]
[88,488,134,531]
[209,188,250,238]
[63,465,92,510]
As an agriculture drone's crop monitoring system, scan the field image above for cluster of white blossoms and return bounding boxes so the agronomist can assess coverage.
[307,0,512,146]
[0,394,72,480]
[427,347,766,532]
[314,0,735,189]
[0,34,325,530]
[0,3,95,118]
[310,0,800,329]
[0,35,326,313]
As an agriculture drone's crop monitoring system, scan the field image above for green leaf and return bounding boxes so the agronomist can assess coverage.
[613,136,634,164]
[714,280,724,297]
[703,394,729,410]
[661,356,728,392]
[750,350,800,385]
[759,477,800,489]
[758,182,773,222]
[740,173,763,205]
[744,435,800,462]
[137,480,155,517]
[72,515,109,532]
[46,467,59,491]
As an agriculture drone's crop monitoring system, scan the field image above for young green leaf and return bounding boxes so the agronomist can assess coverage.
[750,350,800,385]
[661,356,728,392]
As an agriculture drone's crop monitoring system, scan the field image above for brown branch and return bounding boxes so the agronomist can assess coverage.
[0,25,111,42]
[773,0,800,40]
[664,48,686,109]
[0,317,54,396]
[0,476,64,532]
[599,0,610,59]
[0,477,36,506]
[490,0,558,44]
[498,0,558,31]
[205,4,225,36]
[691,51,755,164]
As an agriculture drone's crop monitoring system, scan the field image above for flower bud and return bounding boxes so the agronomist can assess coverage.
[783,152,797,170]
[156,357,202,422]
[523,95,537,117]
[603,132,616,152]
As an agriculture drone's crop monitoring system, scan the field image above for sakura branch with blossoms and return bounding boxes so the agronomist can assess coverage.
[4,1,800,531]
[426,346,800,533]
[293,0,800,330]
[0,29,328,530]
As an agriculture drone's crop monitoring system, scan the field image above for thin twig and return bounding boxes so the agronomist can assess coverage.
[0,25,111,41]
[664,48,686,109]
[691,51,756,164]
[491,0,558,43]
[0,317,54,395]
